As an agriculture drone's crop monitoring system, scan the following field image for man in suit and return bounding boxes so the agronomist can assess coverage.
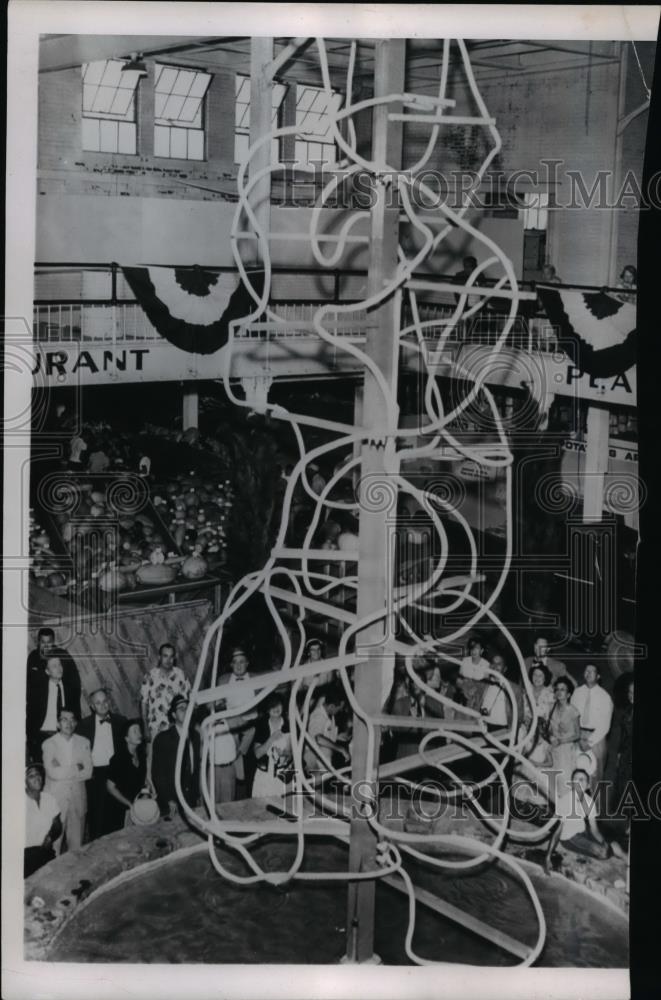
[42,709,93,852]
[523,636,567,682]
[152,694,200,818]
[26,656,81,764]
[26,628,82,717]
[77,688,126,840]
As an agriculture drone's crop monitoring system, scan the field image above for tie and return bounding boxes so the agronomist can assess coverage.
[56,681,64,716]
[99,717,110,725]
[583,688,593,729]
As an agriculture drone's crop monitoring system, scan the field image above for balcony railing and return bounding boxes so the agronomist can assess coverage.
[33,298,563,355]
[33,263,633,357]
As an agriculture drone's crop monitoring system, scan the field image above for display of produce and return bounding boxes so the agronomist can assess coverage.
[29,467,232,603]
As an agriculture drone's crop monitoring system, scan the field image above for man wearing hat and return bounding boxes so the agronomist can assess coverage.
[571,664,613,786]
[301,638,334,689]
[152,695,200,817]
[207,647,258,802]
[25,763,62,877]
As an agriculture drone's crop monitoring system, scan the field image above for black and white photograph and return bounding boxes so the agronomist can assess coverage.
[4,4,660,998]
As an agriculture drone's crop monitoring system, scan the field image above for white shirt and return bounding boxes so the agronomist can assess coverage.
[571,684,613,746]
[207,720,238,765]
[460,656,490,681]
[92,714,115,767]
[304,702,338,772]
[25,791,60,848]
[556,789,596,841]
[223,673,254,710]
[41,679,65,732]
[481,681,508,726]
[50,732,73,767]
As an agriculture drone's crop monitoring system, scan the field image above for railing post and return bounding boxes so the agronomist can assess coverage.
[111,261,118,305]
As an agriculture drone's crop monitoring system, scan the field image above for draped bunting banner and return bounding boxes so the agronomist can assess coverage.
[537,284,636,378]
[122,265,265,355]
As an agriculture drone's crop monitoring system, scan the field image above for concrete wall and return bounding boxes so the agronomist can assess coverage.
[36,197,524,283]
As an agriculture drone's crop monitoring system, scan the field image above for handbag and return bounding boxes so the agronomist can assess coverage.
[129,787,161,826]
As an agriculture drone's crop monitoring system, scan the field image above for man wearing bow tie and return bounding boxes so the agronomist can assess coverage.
[26,656,80,764]
[77,689,126,840]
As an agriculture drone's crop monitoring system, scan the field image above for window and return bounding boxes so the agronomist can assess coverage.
[522,192,549,230]
[82,59,140,154]
[234,75,286,166]
[154,64,211,160]
[294,84,342,169]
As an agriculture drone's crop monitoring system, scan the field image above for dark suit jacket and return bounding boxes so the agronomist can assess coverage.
[77,712,126,764]
[26,670,82,745]
[152,725,200,811]
[27,648,82,716]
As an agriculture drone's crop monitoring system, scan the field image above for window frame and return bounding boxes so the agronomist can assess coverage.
[234,73,287,167]
[293,82,342,170]
[153,63,212,162]
[81,59,140,155]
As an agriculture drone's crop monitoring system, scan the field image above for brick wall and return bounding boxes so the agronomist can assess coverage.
[38,60,239,202]
[37,46,651,284]
[400,52,624,285]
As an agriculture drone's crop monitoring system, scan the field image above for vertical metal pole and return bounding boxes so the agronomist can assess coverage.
[583,405,610,522]
[344,38,405,965]
[249,38,274,270]
[608,42,628,285]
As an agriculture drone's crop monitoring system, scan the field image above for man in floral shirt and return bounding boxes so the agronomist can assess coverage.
[140,644,191,742]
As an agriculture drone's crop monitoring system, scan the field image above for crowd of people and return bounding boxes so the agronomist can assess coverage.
[24,630,353,877]
[24,624,633,883]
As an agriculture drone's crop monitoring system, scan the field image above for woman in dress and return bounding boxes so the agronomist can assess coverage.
[251,693,293,799]
[547,676,581,798]
[106,718,148,831]
[521,663,555,766]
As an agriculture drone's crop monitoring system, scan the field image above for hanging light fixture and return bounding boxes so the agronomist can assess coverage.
[120,52,147,76]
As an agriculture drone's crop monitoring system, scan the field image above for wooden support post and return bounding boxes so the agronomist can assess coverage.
[345,39,405,965]
[182,388,198,430]
[352,382,363,492]
[583,405,610,522]
[249,37,274,269]
[608,42,628,285]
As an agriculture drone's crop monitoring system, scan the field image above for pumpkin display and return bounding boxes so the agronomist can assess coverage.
[30,425,234,603]
[182,547,207,580]
[136,563,176,586]
[98,566,125,592]
[120,571,137,591]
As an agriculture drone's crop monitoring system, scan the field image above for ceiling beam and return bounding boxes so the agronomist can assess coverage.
[522,40,616,59]
[38,34,223,72]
